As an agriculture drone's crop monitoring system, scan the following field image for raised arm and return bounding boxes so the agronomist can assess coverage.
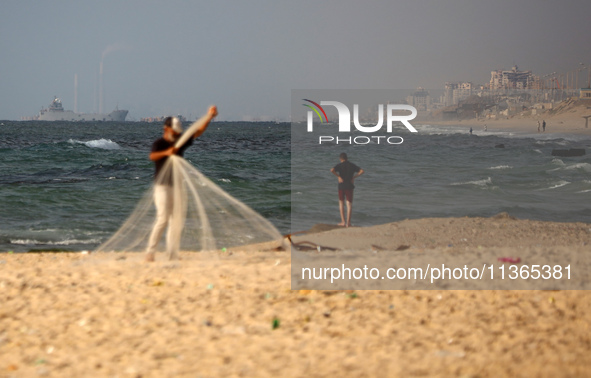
[192,106,218,139]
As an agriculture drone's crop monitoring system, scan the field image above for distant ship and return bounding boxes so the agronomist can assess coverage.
[35,97,128,122]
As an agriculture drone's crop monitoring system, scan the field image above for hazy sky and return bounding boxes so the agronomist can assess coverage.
[1,0,590,121]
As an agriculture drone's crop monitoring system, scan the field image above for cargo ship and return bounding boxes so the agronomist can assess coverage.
[34,97,128,121]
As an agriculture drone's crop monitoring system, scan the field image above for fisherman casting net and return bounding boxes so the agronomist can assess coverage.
[94,112,284,259]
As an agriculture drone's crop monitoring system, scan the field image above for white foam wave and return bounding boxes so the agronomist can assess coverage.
[10,238,102,246]
[565,163,591,172]
[451,177,493,187]
[538,180,571,191]
[488,165,512,170]
[68,138,121,150]
[218,178,232,183]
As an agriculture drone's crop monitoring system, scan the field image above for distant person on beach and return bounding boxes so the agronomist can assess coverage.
[542,120,546,132]
[484,124,487,132]
[330,153,364,227]
[537,120,540,133]
[469,127,473,135]
[146,106,218,261]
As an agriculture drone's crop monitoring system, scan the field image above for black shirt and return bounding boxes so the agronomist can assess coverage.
[333,161,361,190]
[151,137,193,183]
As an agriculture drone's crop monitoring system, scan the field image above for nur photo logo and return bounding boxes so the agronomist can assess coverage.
[302,99,418,145]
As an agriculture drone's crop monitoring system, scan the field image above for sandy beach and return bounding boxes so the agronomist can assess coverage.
[422,99,591,136]
[2,215,591,377]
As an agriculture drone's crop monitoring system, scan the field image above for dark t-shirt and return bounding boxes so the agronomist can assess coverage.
[333,161,361,190]
[151,137,193,183]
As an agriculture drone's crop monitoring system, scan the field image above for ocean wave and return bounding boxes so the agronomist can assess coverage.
[488,165,512,170]
[10,238,103,246]
[547,159,566,172]
[565,163,591,172]
[534,139,569,146]
[538,180,571,191]
[68,138,121,150]
[451,177,493,187]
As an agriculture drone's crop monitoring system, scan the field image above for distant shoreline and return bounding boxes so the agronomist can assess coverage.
[420,117,591,136]
[419,98,591,136]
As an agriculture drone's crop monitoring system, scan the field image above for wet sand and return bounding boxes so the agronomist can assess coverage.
[1,216,591,377]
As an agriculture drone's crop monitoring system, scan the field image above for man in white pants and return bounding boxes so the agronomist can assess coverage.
[146,106,218,261]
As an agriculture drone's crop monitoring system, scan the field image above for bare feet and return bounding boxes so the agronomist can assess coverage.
[145,252,155,262]
[338,222,346,227]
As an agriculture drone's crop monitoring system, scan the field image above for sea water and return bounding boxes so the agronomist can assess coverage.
[291,123,591,232]
[0,121,590,252]
[0,121,289,252]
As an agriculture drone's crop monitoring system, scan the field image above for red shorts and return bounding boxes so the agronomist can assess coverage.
[338,189,354,202]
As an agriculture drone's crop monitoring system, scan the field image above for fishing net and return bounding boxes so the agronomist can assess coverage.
[94,114,285,259]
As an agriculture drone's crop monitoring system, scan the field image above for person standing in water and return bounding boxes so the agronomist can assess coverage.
[330,153,364,227]
[146,106,218,261]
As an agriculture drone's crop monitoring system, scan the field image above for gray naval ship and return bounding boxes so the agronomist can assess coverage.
[36,97,128,121]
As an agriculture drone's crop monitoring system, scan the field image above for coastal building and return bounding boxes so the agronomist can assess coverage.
[580,88,591,100]
[444,82,472,106]
[490,66,538,90]
[406,88,431,111]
